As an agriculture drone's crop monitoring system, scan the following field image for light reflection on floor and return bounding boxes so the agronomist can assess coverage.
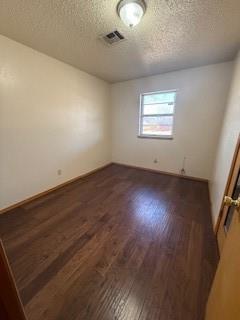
[129,186,171,239]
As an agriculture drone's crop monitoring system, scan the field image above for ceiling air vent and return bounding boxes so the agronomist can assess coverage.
[101,30,125,46]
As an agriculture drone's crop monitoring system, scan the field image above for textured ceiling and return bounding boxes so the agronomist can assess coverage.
[0,0,239,83]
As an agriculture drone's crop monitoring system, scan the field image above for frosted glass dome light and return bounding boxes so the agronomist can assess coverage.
[117,0,146,28]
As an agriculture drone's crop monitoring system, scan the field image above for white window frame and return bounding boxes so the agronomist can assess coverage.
[138,90,177,139]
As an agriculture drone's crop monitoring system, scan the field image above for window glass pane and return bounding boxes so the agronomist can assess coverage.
[142,116,173,136]
[143,103,174,115]
[143,92,176,104]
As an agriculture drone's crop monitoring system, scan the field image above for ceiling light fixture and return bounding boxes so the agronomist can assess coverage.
[117,0,146,28]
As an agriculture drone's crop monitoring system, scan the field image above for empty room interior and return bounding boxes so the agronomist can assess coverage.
[0,1,240,319]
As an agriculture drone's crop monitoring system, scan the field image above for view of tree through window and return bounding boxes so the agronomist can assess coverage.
[139,91,176,138]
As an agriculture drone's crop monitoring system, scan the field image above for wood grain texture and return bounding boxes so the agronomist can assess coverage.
[206,205,240,320]
[215,134,240,236]
[0,240,27,320]
[112,162,209,183]
[0,163,112,215]
[0,164,218,320]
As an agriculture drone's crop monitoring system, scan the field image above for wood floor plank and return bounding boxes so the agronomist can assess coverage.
[0,164,218,320]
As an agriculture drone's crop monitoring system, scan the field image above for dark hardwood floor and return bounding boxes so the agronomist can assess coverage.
[0,164,218,320]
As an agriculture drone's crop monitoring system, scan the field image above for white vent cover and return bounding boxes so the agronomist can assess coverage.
[101,30,125,46]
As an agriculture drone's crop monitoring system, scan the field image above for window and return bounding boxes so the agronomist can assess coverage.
[139,90,177,139]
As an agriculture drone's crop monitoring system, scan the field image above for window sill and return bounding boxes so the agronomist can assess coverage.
[137,135,173,140]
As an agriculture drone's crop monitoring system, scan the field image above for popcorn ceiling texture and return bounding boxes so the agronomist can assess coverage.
[0,0,239,82]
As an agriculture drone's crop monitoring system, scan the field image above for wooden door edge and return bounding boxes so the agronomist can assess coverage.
[0,239,27,319]
[214,134,240,235]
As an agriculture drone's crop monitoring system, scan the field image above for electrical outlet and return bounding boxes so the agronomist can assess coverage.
[57,169,62,176]
[154,159,158,164]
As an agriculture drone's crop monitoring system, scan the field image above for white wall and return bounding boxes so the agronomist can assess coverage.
[0,33,237,216]
[0,35,111,210]
[210,52,240,227]
[111,63,233,180]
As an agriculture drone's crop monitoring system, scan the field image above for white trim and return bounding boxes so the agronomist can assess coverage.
[138,90,177,139]
[141,89,178,95]
[141,113,173,117]
[143,101,174,105]
[138,135,173,140]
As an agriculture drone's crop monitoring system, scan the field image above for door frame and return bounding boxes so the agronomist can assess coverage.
[214,134,240,236]
[0,239,27,319]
